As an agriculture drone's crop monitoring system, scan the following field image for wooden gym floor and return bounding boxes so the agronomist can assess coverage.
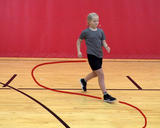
[0,58,160,128]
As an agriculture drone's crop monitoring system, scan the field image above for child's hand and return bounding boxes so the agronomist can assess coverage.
[106,46,111,53]
[78,52,82,58]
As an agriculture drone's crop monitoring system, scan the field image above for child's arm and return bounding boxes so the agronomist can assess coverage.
[77,38,83,57]
[102,40,111,53]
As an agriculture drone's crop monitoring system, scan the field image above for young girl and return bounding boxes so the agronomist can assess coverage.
[77,12,116,103]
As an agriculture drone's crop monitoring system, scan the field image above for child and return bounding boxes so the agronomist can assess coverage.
[77,12,116,103]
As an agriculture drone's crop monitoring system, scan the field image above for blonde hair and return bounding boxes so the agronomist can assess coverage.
[87,12,99,25]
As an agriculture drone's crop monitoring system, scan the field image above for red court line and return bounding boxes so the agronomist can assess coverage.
[31,60,147,128]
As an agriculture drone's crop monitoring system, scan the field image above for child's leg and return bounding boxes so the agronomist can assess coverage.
[94,68,106,94]
[84,72,97,82]
[94,68,117,102]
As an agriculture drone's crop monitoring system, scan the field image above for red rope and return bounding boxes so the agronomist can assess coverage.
[31,60,147,128]
[119,101,147,128]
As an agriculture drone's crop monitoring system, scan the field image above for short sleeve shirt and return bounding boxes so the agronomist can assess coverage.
[79,28,106,58]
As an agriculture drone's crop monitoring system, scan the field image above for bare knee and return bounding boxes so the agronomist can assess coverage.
[98,72,104,78]
[93,72,97,77]
[94,69,104,78]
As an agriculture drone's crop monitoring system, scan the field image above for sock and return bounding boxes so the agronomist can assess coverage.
[103,92,108,95]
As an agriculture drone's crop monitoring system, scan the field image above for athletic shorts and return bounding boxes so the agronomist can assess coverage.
[87,54,102,71]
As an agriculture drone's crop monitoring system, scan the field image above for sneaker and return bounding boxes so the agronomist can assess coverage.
[104,94,116,103]
[80,78,87,91]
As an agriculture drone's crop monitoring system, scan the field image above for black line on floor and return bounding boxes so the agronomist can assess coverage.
[0,74,70,128]
[2,74,17,87]
[126,76,142,90]
[1,88,160,91]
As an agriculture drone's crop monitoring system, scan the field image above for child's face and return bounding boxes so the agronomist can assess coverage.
[89,16,99,28]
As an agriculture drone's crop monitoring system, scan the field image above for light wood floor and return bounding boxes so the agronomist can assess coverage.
[0,58,160,128]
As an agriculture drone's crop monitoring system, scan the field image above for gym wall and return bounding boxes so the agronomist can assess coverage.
[0,0,160,59]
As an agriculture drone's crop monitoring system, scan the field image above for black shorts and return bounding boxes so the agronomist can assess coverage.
[87,54,102,71]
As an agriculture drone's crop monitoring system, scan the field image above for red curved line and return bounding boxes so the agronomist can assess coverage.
[119,101,147,128]
[31,60,101,100]
[31,60,147,128]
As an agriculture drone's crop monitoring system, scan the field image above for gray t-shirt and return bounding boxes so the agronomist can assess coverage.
[79,28,106,58]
